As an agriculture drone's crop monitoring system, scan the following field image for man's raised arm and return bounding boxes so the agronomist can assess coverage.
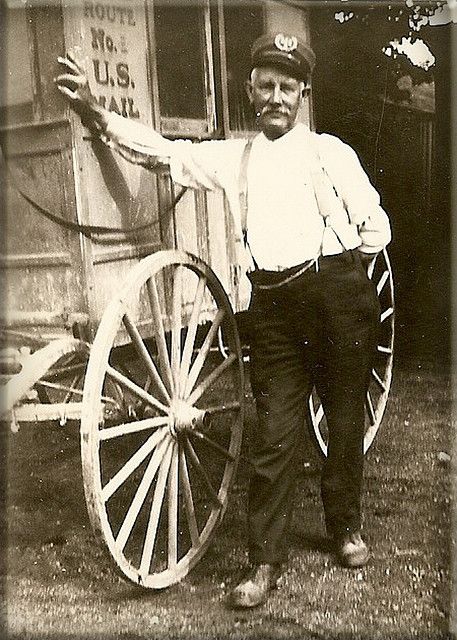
[55,53,171,167]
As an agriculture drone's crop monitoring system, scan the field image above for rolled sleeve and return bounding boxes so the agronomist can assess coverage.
[357,204,392,254]
[105,112,174,158]
[319,134,392,253]
[105,113,245,192]
[168,139,242,191]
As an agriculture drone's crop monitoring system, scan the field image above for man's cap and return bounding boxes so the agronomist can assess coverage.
[251,33,316,81]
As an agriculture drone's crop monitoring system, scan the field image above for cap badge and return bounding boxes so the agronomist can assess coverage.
[274,33,298,53]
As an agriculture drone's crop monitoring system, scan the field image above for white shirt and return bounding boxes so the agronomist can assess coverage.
[246,126,328,268]
[105,114,391,270]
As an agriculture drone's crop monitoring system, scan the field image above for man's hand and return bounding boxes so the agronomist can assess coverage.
[55,53,107,133]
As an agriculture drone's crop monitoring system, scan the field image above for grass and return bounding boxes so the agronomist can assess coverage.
[4,357,454,640]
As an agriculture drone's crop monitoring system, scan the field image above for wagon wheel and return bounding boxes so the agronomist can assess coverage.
[34,349,125,425]
[308,249,394,456]
[81,250,244,589]
[34,350,88,407]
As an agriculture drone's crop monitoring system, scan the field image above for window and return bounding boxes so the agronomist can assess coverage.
[155,4,206,120]
[149,0,264,139]
[152,0,216,137]
[0,6,34,125]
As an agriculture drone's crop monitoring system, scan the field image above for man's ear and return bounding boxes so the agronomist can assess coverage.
[301,83,311,99]
[245,79,254,104]
[301,82,311,99]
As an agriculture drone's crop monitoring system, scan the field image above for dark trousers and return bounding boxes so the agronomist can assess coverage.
[247,250,380,565]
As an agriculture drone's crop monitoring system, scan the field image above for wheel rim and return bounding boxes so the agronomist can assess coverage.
[308,249,394,456]
[81,251,244,588]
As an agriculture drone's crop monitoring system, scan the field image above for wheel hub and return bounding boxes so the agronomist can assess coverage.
[169,398,206,437]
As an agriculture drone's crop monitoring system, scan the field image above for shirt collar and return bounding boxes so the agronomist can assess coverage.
[256,122,310,146]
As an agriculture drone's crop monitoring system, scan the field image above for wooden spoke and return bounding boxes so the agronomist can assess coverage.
[42,362,86,380]
[365,391,376,426]
[115,435,170,551]
[371,367,387,392]
[171,266,183,393]
[146,276,174,395]
[106,365,169,415]
[122,311,170,403]
[179,275,206,396]
[179,446,200,548]
[111,359,137,383]
[367,256,377,279]
[184,309,225,398]
[63,372,84,402]
[37,376,119,407]
[314,403,325,425]
[37,378,84,397]
[376,270,389,295]
[378,345,393,354]
[183,437,222,509]
[99,416,169,441]
[188,430,236,462]
[204,401,241,414]
[101,428,167,502]
[140,440,174,576]
[168,441,179,569]
[381,307,394,323]
[186,353,236,406]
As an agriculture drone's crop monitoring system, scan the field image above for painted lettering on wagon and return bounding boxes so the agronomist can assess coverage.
[84,2,136,26]
[88,17,140,118]
[96,95,139,118]
[91,27,128,54]
[92,60,134,89]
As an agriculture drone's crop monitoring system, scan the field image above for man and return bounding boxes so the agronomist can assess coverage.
[56,32,391,608]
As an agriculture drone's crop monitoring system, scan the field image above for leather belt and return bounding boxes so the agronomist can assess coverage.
[248,258,318,289]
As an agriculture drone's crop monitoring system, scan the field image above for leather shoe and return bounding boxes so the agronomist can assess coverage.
[227,563,281,608]
[336,531,370,567]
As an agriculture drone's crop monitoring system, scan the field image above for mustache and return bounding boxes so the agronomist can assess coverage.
[257,106,288,117]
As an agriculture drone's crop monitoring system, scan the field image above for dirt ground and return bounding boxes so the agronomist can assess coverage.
[3,356,454,640]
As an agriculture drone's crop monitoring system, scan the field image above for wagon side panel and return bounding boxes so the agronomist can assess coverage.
[62,3,162,338]
[1,121,88,341]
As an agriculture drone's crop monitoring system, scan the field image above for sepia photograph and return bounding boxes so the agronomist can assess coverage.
[0,0,455,638]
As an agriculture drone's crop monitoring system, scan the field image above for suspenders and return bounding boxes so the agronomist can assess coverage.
[238,138,318,288]
[237,131,353,288]
[238,139,255,265]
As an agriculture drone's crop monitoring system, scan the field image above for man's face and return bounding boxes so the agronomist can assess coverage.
[245,66,304,140]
